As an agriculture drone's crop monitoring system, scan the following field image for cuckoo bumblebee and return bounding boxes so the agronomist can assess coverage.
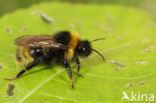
[5,31,105,88]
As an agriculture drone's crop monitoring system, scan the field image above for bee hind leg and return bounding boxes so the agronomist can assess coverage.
[4,60,39,81]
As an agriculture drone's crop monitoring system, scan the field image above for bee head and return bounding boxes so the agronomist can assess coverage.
[76,38,105,60]
[76,41,92,57]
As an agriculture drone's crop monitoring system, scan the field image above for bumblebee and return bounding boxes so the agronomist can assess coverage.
[5,31,105,88]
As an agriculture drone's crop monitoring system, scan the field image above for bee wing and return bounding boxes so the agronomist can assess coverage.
[15,35,68,49]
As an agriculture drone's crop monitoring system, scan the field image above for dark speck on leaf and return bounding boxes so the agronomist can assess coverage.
[142,48,154,53]
[149,45,156,49]
[125,83,134,88]
[0,64,2,69]
[68,23,75,29]
[138,80,146,86]
[106,13,116,22]
[6,28,12,33]
[142,45,155,53]
[136,61,148,65]
[6,84,15,97]
[31,11,55,24]
[142,38,151,43]
[20,26,28,32]
[117,36,123,40]
[77,20,84,25]
[109,60,125,70]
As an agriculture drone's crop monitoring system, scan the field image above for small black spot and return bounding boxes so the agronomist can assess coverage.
[6,84,15,97]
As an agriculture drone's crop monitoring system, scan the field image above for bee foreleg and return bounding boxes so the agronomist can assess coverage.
[58,58,74,88]
[5,60,39,81]
[75,56,83,77]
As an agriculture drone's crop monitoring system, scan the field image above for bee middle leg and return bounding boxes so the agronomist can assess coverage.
[75,56,83,77]
[5,60,39,81]
[58,58,74,88]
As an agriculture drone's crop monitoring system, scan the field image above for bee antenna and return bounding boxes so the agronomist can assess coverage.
[90,38,105,43]
[91,48,105,60]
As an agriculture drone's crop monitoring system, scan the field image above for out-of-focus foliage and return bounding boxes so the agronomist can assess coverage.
[0,0,156,17]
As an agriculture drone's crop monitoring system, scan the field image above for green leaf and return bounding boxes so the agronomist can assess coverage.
[0,2,156,103]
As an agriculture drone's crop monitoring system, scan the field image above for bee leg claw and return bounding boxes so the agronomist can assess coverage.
[77,72,83,77]
[72,85,74,89]
[71,80,74,89]
[4,77,17,81]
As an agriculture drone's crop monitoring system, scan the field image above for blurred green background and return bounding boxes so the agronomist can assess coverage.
[0,0,156,17]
